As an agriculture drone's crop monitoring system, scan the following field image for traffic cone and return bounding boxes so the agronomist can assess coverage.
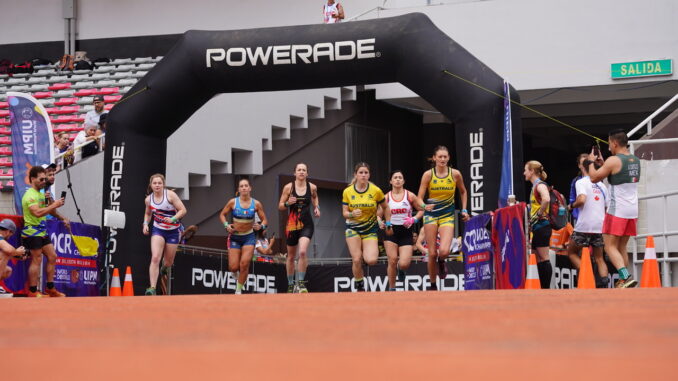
[640,236,661,288]
[525,253,541,289]
[122,266,135,296]
[577,247,595,289]
[110,268,122,296]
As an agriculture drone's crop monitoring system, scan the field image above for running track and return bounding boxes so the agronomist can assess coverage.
[4,288,677,380]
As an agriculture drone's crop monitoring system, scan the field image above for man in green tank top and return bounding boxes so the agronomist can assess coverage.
[588,129,641,288]
[22,166,70,297]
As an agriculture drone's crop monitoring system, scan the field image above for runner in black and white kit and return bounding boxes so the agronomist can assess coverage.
[379,170,426,291]
[278,163,320,293]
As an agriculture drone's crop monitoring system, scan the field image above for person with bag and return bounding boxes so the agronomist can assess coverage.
[524,160,553,289]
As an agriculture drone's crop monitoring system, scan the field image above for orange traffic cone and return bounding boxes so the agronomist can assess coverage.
[110,268,122,296]
[640,236,661,288]
[525,253,541,289]
[577,247,595,289]
[122,266,134,296]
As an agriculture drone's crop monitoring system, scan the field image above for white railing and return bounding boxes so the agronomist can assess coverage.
[627,93,678,138]
[629,137,678,155]
[631,189,678,287]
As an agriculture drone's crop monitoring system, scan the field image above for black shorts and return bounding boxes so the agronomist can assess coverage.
[23,235,52,250]
[531,225,552,249]
[286,225,314,246]
[571,232,604,248]
[384,225,413,246]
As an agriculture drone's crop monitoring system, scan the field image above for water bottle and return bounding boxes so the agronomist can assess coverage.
[558,205,566,216]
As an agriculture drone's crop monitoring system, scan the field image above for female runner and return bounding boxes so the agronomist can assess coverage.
[378,170,427,291]
[143,174,187,296]
[342,162,391,292]
[524,160,552,289]
[219,178,268,294]
[278,163,320,293]
[417,146,469,290]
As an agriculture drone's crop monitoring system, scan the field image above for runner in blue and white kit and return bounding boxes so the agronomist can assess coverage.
[143,174,187,296]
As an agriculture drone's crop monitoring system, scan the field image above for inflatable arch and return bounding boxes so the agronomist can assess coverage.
[104,13,523,291]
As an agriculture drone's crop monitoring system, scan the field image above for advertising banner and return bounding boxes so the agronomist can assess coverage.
[492,203,527,289]
[45,220,101,296]
[173,250,466,294]
[7,92,54,214]
[462,212,493,290]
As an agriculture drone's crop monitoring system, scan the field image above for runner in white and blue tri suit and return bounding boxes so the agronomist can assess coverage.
[143,174,187,295]
[220,178,268,294]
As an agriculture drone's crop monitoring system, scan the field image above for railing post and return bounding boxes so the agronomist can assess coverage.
[663,195,672,287]
[647,120,652,136]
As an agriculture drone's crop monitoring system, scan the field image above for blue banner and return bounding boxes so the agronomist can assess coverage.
[492,203,526,289]
[462,212,493,290]
[44,220,101,296]
[8,92,54,215]
[498,80,513,208]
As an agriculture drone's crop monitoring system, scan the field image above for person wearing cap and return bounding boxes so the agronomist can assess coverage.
[22,166,70,297]
[96,112,108,150]
[41,163,58,220]
[84,95,107,127]
[0,219,26,296]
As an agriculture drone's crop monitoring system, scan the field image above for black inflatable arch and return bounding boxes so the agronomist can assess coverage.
[104,13,523,291]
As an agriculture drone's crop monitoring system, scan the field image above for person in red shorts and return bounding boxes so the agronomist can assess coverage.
[588,129,640,288]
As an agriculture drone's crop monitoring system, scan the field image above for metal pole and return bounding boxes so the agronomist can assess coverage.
[663,195,671,287]
[64,20,70,56]
[69,18,76,56]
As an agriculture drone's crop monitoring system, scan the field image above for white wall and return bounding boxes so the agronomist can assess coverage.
[2,0,676,91]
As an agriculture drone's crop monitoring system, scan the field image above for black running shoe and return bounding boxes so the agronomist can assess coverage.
[287,283,295,293]
[427,283,438,291]
[596,276,610,289]
[437,258,448,280]
[397,268,406,282]
[355,279,365,292]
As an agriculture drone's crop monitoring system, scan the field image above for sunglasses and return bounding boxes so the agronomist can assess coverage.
[38,178,46,182]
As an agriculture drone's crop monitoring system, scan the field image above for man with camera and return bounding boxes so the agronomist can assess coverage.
[22,166,70,297]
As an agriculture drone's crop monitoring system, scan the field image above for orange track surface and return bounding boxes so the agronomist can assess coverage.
[4,288,677,380]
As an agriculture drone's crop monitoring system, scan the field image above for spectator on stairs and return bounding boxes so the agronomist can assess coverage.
[54,132,73,170]
[73,124,100,162]
[84,95,107,127]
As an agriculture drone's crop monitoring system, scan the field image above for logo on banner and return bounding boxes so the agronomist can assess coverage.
[207,38,378,68]
[469,130,484,214]
[191,268,277,293]
[493,204,526,289]
[333,274,464,292]
[462,213,493,290]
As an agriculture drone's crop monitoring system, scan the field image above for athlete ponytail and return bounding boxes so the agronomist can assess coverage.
[428,145,449,167]
[526,160,547,181]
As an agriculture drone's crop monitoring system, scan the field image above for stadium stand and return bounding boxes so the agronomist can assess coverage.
[0,56,163,190]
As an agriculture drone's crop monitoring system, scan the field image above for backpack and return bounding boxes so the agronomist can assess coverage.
[10,61,34,74]
[0,59,11,75]
[534,180,568,230]
[59,54,75,71]
[75,60,93,70]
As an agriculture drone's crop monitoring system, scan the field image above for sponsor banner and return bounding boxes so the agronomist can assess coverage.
[462,212,493,290]
[44,220,101,296]
[173,251,465,293]
[492,203,527,289]
[7,92,54,214]
[498,80,513,208]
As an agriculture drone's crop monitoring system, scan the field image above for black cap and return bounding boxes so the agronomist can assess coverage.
[41,163,57,170]
[93,95,105,102]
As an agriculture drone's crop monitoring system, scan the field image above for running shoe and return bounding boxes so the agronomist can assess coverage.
[596,276,610,289]
[144,287,157,295]
[45,287,66,297]
[355,279,365,292]
[297,280,308,293]
[617,276,638,289]
[235,289,242,295]
[0,285,13,298]
[437,258,448,280]
[427,283,438,291]
[27,290,50,298]
[287,283,295,293]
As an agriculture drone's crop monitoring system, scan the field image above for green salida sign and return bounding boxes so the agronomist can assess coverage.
[611,59,672,79]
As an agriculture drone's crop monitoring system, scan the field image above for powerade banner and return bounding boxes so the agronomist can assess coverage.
[7,92,54,215]
[43,220,101,296]
[498,80,514,208]
[492,203,527,289]
[173,250,465,293]
[462,212,493,290]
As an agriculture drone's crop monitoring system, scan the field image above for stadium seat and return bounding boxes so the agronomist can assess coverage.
[54,97,77,106]
[55,106,80,115]
[132,57,154,64]
[26,76,47,84]
[6,77,26,85]
[97,87,120,95]
[53,90,75,98]
[46,75,69,84]
[0,120,8,127]
[112,58,133,65]
[0,157,12,166]
[117,79,137,86]
[95,80,117,87]
[74,89,96,96]
[0,102,7,109]
[9,85,29,91]
[70,74,91,81]
[33,91,54,99]
[94,66,114,73]
[39,98,55,107]
[76,96,94,105]
[131,71,148,78]
[111,72,132,79]
[0,138,10,146]
[36,69,56,75]
[104,103,115,111]
[0,110,8,117]
[136,63,155,70]
[0,147,11,155]
[71,81,95,89]
[30,84,49,91]
[48,83,72,91]
[104,95,122,103]
[0,127,10,134]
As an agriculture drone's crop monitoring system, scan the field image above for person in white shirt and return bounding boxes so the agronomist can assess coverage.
[322,0,344,24]
[566,157,609,287]
[72,124,99,162]
[84,95,107,127]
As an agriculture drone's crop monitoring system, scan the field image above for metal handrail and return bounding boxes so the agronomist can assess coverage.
[627,93,678,138]
[629,137,678,155]
[54,132,106,162]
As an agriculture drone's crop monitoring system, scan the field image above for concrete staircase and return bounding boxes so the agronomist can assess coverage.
[165,87,356,199]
